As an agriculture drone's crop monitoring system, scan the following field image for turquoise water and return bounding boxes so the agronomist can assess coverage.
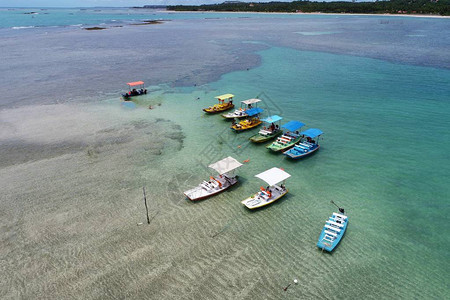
[0,7,334,29]
[133,47,450,297]
[1,11,449,299]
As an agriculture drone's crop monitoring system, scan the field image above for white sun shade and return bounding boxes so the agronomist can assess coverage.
[208,156,243,175]
[241,98,262,105]
[255,167,291,186]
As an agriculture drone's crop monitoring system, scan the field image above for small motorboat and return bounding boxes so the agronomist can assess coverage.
[283,128,323,159]
[230,107,263,132]
[203,94,235,114]
[122,81,147,100]
[249,115,283,143]
[184,156,243,201]
[241,167,291,209]
[266,120,305,152]
[222,98,261,119]
[317,211,348,252]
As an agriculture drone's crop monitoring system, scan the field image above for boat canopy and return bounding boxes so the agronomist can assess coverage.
[241,98,261,105]
[208,156,243,175]
[255,167,291,186]
[282,120,305,132]
[246,107,263,117]
[127,81,144,86]
[301,128,323,138]
[262,115,282,123]
[215,94,234,100]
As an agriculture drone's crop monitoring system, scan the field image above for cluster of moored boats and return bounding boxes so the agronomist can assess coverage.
[203,93,325,159]
[199,94,347,251]
[122,87,347,252]
[183,156,291,210]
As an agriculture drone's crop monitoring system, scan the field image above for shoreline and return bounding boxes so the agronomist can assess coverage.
[164,10,450,19]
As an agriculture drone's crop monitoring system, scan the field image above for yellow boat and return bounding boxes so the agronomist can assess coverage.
[230,107,263,132]
[203,93,235,114]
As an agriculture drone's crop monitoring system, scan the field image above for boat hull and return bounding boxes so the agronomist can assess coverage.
[317,213,348,252]
[241,186,288,209]
[284,144,320,159]
[249,130,282,143]
[122,91,147,100]
[203,103,234,114]
[184,176,238,201]
[231,120,262,132]
[222,110,248,119]
[266,136,301,152]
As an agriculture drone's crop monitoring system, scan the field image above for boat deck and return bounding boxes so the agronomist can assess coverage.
[222,109,248,118]
[284,142,319,158]
[267,133,300,151]
[317,213,348,252]
[184,174,237,201]
[241,185,287,209]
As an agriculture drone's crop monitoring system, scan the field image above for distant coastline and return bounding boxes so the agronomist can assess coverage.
[164,10,450,19]
[166,0,450,17]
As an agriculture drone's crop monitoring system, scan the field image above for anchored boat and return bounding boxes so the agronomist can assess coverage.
[283,128,323,159]
[249,115,283,143]
[203,94,235,114]
[241,167,291,209]
[183,156,243,201]
[266,120,305,152]
[122,81,147,100]
[222,98,261,119]
[317,212,348,252]
[230,107,263,132]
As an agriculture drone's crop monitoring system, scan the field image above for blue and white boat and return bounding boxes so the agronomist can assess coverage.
[283,128,323,159]
[317,212,348,252]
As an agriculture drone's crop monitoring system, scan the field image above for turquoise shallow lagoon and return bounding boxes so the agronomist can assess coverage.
[97,47,449,298]
[1,12,449,299]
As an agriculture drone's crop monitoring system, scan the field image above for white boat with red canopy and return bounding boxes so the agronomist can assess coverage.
[222,98,262,119]
[241,167,291,209]
[122,81,147,100]
[184,157,243,201]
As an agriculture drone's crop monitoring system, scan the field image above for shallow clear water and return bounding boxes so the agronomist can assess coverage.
[138,47,450,298]
[0,7,341,29]
[1,11,449,299]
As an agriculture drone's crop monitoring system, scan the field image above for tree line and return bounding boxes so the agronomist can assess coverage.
[167,0,449,16]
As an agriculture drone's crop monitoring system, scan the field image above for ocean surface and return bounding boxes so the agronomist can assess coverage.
[1,8,449,299]
[0,7,340,29]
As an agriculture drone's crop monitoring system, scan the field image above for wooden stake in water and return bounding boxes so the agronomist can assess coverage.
[283,279,298,291]
[143,187,150,224]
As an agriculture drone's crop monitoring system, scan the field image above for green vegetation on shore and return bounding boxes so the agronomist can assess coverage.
[167,0,449,16]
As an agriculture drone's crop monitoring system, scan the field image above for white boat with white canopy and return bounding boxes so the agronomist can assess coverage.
[184,156,243,201]
[222,98,262,119]
[241,167,291,209]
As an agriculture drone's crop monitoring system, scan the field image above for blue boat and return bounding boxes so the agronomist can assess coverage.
[283,128,323,159]
[317,212,348,252]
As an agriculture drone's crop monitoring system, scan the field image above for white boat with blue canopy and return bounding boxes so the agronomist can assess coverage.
[222,98,262,119]
[184,156,243,201]
[266,120,305,152]
[249,115,283,143]
[231,107,264,132]
[317,212,348,252]
[284,128,324,159]
[241,167,290,209]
